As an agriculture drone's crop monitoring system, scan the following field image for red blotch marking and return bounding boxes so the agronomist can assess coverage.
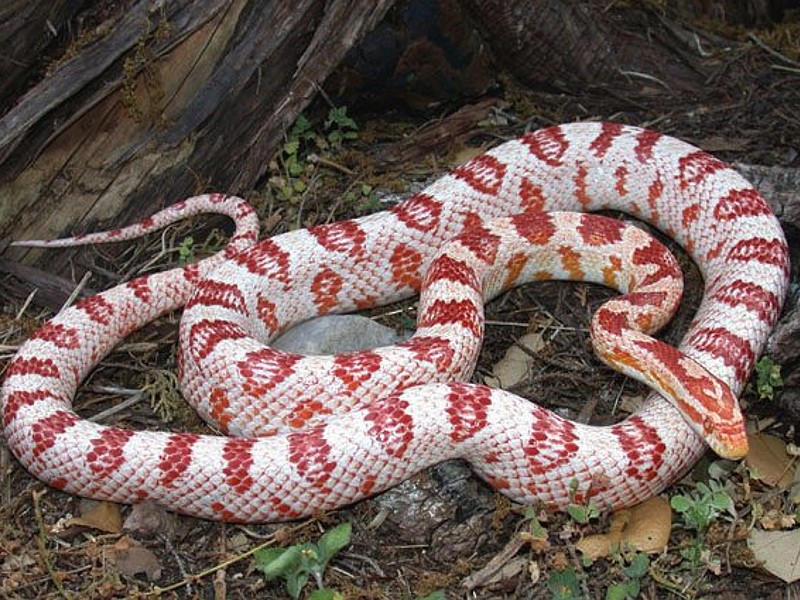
[354,293,378,310]
[713,281,780,323]
[633,129,662,163]
[126,278,152,303]
[521,127,569,167]
[601,254,622,288]
[222,438,256,493]
[558,246,584,280]
[647,177,663,220]
[208,387,233,433]
[87,428,135,477]
[589,122,623,159]
[288,425,336,490]
[510,212,556,245]
[595,308,628,336]
[424,254,479,291]
[31,410,79,456]
[681,203,701,230]
[359,474,379,497]
[714,188,771,220]
[231,239,291,286]
[75,295,114,325]
[577,215,624,246]
[446,384,492,443]
[6,356,59,379]
[332,352,383,392]
[365,396,414,458]
[455,223,500,264]
[310,267,343,314]
[226,229,258,253]
[615,415,666,481]
[188,280,247,313]
[256,294,280,335]
[452,154,507,195]
[614,165,629,196]
[236,348,303,399]
[504,252,530,290]
[2,389,59,424]
[183,263,202,284]
[686,326,754,383]
[139,216,155,229]
[159,434,200,488]
[418,298,482,337]
[310,220,367,258]
[286,398,331,429]
[525,414,579,476]
[727,237,789,275]
[678,151,728,190]
[520,179,547,213]
[188,319,246,362]
[401,335,455,369]
[631,237,681,286]
[391,193,442,232]
[631,338,737,421]
[573,163,591,207]
[390,243,423,291]
[29,322,80,349]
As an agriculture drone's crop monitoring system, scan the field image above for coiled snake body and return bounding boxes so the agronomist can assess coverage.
[1,122,789,522]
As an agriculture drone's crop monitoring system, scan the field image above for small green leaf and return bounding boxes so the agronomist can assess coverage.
[318,523,352,562]
[624,553,649,579]
[546,568,581,600]
[285,571,309,600]
[309,589,344,600]
[255,545,302,580]
[567,504,588,523]
[670,495,691,513]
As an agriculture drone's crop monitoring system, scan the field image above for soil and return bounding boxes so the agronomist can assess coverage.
[1,6,800,600]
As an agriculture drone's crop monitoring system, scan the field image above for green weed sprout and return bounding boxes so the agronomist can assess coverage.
[254,523,351,599]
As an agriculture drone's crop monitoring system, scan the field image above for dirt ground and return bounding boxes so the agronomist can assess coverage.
[2,8,800,600]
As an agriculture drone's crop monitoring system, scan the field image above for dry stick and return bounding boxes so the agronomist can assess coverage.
[32,490,72,600]
[747,33,800,67]
[148,521,313,596]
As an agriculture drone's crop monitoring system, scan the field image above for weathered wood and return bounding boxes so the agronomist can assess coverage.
[462,0,705,93]
[0,0,394,274]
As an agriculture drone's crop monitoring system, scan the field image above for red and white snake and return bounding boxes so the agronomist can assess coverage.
[1,122,789,522]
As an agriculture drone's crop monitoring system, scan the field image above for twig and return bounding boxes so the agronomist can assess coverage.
[747,33,800,67]
[32,490,72,599]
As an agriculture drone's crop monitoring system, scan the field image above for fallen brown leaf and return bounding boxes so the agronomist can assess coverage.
[746,433,796,488]
[576,496,671,560]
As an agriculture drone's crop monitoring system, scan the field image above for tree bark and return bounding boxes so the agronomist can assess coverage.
[0,0,393,272]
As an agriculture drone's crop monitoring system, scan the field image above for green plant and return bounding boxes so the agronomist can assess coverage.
[547,568,582,600]
[253,523,351,599]
[270,107,360,205]
[177,235,195,265]
[566,480,601,524]
[324,106,359,147]
[606,552,649,600]
[755,356,783,400]
[670,480,735,567]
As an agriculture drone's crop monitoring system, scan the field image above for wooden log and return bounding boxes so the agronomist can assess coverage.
[0,0,394,273]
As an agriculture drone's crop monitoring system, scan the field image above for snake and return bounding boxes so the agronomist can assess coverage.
[1,122,789,522]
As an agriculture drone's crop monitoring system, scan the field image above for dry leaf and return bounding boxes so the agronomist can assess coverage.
[576,496,671,560]
[748,528,800,583]
[745,433,796,488]
[107,536,163,582]
[62,500,123,533]
[484,332,545,389]
[123,501,179,540]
